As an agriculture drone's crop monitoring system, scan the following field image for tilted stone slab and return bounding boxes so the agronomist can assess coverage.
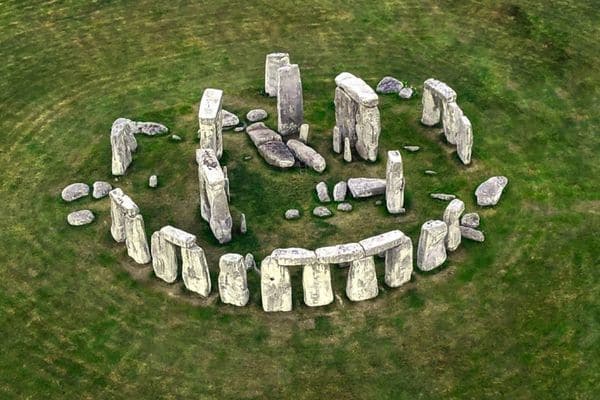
[160,225,197,248]
[287,139,326,173]
[125,214,151,264]
[277,64,303,135]
[302,262,334,307]
[218,253,249,306]
[265,52,290,97]
[333,181,347,202]
[151,231,178,283]
[417,220,448,271]
[334,72,379,107]
[257,141,295,168]
[246,122,283,147]
[181,244,211,297]
[261,256,292,312]
[359,230,406,256]
[271,247,316,266]
[315,242,365,264]
[385,150,405,214]
[385,234,413,287]
[347,178,386,198]
[346,256,379,301]
[443,199,465,252]
[198,88,224,158]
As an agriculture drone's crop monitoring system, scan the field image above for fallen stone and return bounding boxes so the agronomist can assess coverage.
[131,121,168,136]
[337,203,352,212]
[261,256,292,312]
[218,253,249,306]
[92,181,112,199]
[302,262,334,307]
[376,76,403,94]
[460,226,485,242]
[359,230,406,256]
[284,209,300,220]
[375,200,383,206]
[160,225,197,248]
[171,134,182,141]
[398,87,414,99]
[271,247,316,266]
[182,245,211,297]
[461,212,480,228]
[475,176,508,206]
[246,122,282,146]
[346,256,378,301]
[257,141,295,168]
[222,109,240,129]
[287,139,326,173]
[313,206,332,218]
[151,231,178,283]
[246,109,268,122]
[424,170,437,175]
[347,178,386,198]
[417,220,448,271]
[277,64,303,135]
[333,181,347,202]
[148,175,158,188]
[443,198,465,252]
[61,183,89,202]
[316,243,365,264]
[430,193,456,201]
[403,145,420,152]
[265,52,290,97]
[315,182,330,203]
[67,210,95,226]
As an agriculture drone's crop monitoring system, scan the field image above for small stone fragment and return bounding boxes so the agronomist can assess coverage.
[234,126,245,132]
[284,209,301,220]
[67,210,95,226]
[398,87,414,99]
[265,52,290,97]
[475,176,508,206]
[271,248,316,266]
[403,145,420,152]
[299,123,309,143]
[430,193,456,201]
[385,150,405,214]
[246,109,268,122]
[240,213,247,234]
[171,134,182,141]
[333,181,347,202]
[315,243,365,264]
[376,76,403,94]
[218,253,249,307]
[61,183,89,202]
[148,175,158,188]
[313,206,332,218]
[461,212,480,228]
[160,225,197,248]
[337,203,353,212]
[460,226,485,242]
[316,182,330,203]
[92,181,112,199]
[424,170,437,175]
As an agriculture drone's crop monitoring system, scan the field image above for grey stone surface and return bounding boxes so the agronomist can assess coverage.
[125,214,151,264]
[316,243,365,264]
[67,210,94,226]
[335,72,379,107]
[385,234,413,287]
[424,170,437,175]
[442,101,463,145]
[302,262,334,307]
[443,198,465,252]
[386,150,405,214]
[171,134,182,141]
[131,121,168,136]
[417,220,448,271]
[240,213,247,234]
[316,181,331,203]
[151,231,178,283]
[244,253,256,271]
[346,256,378,301]
[109,188,139,243]
[287,139,326,173]
[376,76,403,94]
[457,115,473,165]
[299,123,309,143]
[347,178,386,198]
[110,118,136,176]
[92,181,112,199]
[461,212,480,228]
[234,126,245,133]
[222,109,240,129]
[460,226,485,242]
[475,176,508,206]
[343,136,352,162]
[218,253,249,306]
[271,248,316,266]
[261,256,292,312]
[198,88,224,159]
[398,87,414,99]
[359,230,406,256]
[148,175,158,188]
[403,145,420,152]
[421,78,456,126]
[182,245,211,297]
[61,183,89,202]
[277,64,303,135]
[284,209,300,220]
[430,193,456,201]
[332,126,342,153]
[246,109,268,122]
[333,181,347,202]
[354,104,381,162]
[265,52,290,97]
[160,225,197,248]
[337,202,353,212]
[246,122,282,146]
[257,141,296,168]
[313,206,332,218]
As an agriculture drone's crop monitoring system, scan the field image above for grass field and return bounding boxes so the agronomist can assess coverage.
[1,0,599,398]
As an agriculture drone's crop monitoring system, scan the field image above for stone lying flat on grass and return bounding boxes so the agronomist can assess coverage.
[148,175,158,188]
[333,181,347,202]
[222,109,240,129]
[460,226,485,242]
[61,183,90,202]
[337,203,352,212]
[461,212,480,228]
[403,145,420,152]
[313,206,332,218]
[244,253,256,271]
[67,210,95,226]
[284,209,300,220]
[398,87,414,99]
[376,76,403,94]
[131,121,168,136]
[271,247,316,266]
[171,134,182,141]
[475,176,508,206]
[260,256,292,312]
[316,243,365,264]
[424,170,437,175]
[246,109,268,122]
[246,122,282,146]
[316,182,330,202]
[347,178,386,198]
[430,193,456,201]
[359,230,406,256]
[257,141,295,168]
[92,181,112,199]
[287,139,326,173]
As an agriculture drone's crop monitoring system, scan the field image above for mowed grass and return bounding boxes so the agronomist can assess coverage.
[0,0,599,398]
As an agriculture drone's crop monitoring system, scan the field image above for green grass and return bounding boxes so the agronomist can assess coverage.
[1,0,599,398]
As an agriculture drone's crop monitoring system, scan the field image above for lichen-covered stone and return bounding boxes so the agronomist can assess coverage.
[443,199,465,252]
[61,183,89,202]
[417,220,448,271]
[222,109,240,129]
[313,206,332,218]
[315,181,330,203]
[151,231,178,283]
[284,209,300,220]
[461,212,480,228]
[182,245,211,297]
[385,234,413,287]
[160,225,197,248]
[316,243,365,264]
[337,203,352,212]
[343,136,352,162]
[92,181,112,199]
[131,121,168,136]
[376,76,403,94]
[302,262,334,307]
[246,109,268,122]
[460,226,485,242]
[475,176,508,206]
[346,256,378,301]
[430,193,456,201]
[457,115,473,165]
[287,139,326,173]
[333,181,347,202]
[277,64,303,135]
[261,256,292,312]
[218,253,249,306]
[125,214,151,264]
[246,122,282,146]
[332,126,342,154]
[198,88,224,159]
[359,230,406,256]
[257,141,296,168]
[110,118,136,176]
[148,175,158,188]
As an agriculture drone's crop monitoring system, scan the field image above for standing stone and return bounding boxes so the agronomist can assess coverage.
[299,123,309,143]
[316,182,330,203]
[385,235,413,287]
[277,64,303,135]
[421,78,456,126]
[265,52,290,97]
[109,188,139,243]
[110,118,136,176]
[222,109,240,129]
[442,101,463,145]
[148,175,158,188]
[223,166,230,201]
[284,209,300,220]
[346,256,378,301]
[92,181,112,199]
[244,253,256,271]
[287,139,326,173]
[332,126,342,153]
[457,115,473,165]
[198,88,224,159]
[218,253,249,306]
[240,213,247,234]
[443,199,465,252]
[333,181,347,202]
[181,245,211,297]
[385,150,405,214]
[125,214,151,264]
[151,231,178,283]
[417,220,448,271]
[261,256,292,312]
[475,176,508,206]
[302,262,334,307]
[343,137,352,162]
[461,212,480,228]
[61,183,90,202]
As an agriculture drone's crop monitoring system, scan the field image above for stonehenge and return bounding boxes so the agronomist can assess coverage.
[218,253,249,306]
[421,78,473,165]
[196,148,233,244]
[443,199,465,252]
[198,88,224,159]
[265,52,290,97]
[334,72,381,162]
[385,150,405,214]
[109,188,150,264]
[277,64,304,135]
[417,220,448,271]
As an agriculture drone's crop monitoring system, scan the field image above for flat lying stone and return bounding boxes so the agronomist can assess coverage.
[403,145,420,152]
[333,181,347,202]
[160,225,197,248]
[461,212,480,228]
[460,226,485,242]
[359,230,406,256]
[247,109,268,122]
[246,122,282,147]
[376,76,403,94]
[316,243,365,264]
[430,193,456,201]
[475,176,508,206]
[61,183,89,202]
[287,139,326,173]
[417,220,448,271]
[347,178,386,198]
[313,206,332,218]
[284,209,300,220]
[335,72,379,107]
[316,182,330,203]
[131,121,168,136]
[67,210,95,226]
[170,134,182,141]
[271,247,316,266]
[222,109,240,129]
[337,203,352,212]
[257,141,295,168]
[424,170,437,175]
[92,181,112,199]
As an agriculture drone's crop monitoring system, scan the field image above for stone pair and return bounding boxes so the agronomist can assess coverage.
[264,53,304,135]
[109,188,150,264]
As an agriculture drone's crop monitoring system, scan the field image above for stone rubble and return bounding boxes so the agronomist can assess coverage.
[398,87,414,99]
[198,88,224,159]
[130,121,168,136]
[271,248,316,266]
[403,145,420,152]
[151,231,178,283]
